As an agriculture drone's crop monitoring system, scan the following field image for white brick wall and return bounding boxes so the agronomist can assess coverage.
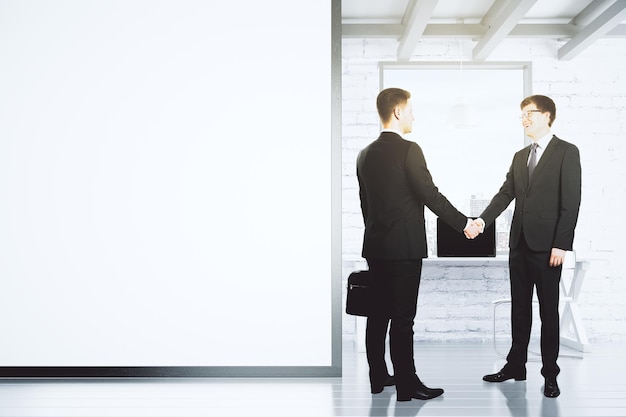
[342,37,626,343]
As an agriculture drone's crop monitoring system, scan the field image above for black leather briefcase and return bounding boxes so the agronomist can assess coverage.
[345,270,373,317]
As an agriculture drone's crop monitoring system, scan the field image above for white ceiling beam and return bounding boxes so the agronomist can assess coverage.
[341,23,404,38]
[341,22,626,39]
[396,0,438,61]
[480,0,511,28]
[472,0,539,61]
[422,23,579,38]
[608,24,626,36]
[559,0,626,60]
[422,24,488,38]
[509,24,578,37]
[400,0,418,27]
[571,0,614,27]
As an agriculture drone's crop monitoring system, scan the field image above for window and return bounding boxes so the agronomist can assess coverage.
[381,62,531,255]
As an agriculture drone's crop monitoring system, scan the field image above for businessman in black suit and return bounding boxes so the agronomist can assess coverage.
[474,95,581,398]
[357,88,481,402]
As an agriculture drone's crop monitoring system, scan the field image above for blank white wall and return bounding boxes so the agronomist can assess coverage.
[0,0,333,367]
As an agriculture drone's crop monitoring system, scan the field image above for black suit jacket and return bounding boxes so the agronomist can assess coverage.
[357,132,467,260]
[480,135,581,252]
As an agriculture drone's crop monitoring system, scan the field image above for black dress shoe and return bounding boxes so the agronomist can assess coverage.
[397,384,444,402]
[544,378,560,398]
[370,375,395,394]
[482,370,526,383]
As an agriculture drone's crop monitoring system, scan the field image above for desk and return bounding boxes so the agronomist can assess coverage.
[352,257,508,353]
[350,256,590,353]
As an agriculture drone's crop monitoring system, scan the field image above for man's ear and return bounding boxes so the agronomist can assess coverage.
[393,107,401,119]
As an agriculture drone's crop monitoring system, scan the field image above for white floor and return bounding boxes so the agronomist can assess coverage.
[1,340,625,417]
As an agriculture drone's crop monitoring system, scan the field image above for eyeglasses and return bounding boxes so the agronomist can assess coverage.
[519,110,543,120]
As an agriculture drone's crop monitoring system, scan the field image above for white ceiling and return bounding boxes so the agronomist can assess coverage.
[341,0,626,60]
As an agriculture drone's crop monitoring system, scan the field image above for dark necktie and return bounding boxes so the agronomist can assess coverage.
[528,142,538,179]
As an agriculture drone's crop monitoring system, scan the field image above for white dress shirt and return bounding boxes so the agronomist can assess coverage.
[381,128,405,137]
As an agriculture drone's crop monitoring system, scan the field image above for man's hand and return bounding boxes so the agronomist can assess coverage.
[464,219,483,239]
[549,248,566,267]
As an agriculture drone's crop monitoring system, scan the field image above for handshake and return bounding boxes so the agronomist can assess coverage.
[463,218,485,240]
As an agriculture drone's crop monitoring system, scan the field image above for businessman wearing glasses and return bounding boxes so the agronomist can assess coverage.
[471,95,582,398]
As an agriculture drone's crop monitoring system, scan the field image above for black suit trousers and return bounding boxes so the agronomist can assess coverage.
[365,260,422,386]
[505,234,561,379]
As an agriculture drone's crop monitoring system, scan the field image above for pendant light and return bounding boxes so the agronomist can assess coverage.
[446,39,478,129]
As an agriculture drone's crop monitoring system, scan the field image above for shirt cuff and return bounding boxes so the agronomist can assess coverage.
[475,218,485,233]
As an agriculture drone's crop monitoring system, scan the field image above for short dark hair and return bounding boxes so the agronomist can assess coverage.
[521,95,556,127]
[377,88,411,123]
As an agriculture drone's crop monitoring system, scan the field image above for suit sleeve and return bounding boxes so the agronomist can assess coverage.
[405,142,467,231]
[356,149,369,226]
[553,145,582,250]
[480,158,517,227]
